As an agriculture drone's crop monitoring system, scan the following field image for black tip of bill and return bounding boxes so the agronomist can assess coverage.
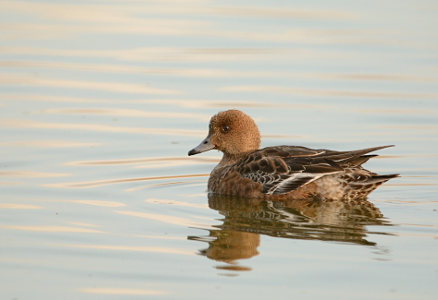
[188,135,215,156]
[188,149,199,156]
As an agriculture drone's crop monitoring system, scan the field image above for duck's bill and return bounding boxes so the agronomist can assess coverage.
[188,135,215,156]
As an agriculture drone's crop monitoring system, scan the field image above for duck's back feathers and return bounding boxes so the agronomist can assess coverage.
[233,145,396,197]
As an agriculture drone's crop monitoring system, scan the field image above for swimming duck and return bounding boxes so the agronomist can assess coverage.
[188,109,398,201]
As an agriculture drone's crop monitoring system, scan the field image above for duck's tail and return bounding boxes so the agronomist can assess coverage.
[347,173,399,198]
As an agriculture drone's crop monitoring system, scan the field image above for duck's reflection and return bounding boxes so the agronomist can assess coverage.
[189,194,391,271]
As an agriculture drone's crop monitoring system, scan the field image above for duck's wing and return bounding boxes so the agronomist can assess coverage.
[235,145,393,195]
[235,146,340,195]
[312,145,394,167]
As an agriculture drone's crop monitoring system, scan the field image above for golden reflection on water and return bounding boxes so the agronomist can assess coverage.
[3,0,359,48]
[325,73,438,82]
[0,140,100,148]
[73,200,126,208]
[379,124,438,131]
[0,73,180,95]
[387,183,438,187]
[63,243,194,256]
[0,225,103,233]
[45,173,208,189]
[44,108,209,121]
[124,180,206,192]
[0,46,290,63]
[79,288,168,296]
[0,119,204,136]
[145,198,208,209]
[221,85,438,99]
[352,108,435,116]
[133,234,186,241]
[381,199,438,205]
[115,210,209,228]
[5,0,354,20]
[0,170,70,178]
[190,194,391,271]
[67,156,219,166]
[67,222,100,228]
[6,60,435,83]
[0,203,42,209]
[4,93,433,115]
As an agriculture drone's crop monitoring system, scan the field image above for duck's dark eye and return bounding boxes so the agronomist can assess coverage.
[221,125,231,133]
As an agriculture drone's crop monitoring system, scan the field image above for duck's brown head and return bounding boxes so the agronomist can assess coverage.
[188,110,261,157]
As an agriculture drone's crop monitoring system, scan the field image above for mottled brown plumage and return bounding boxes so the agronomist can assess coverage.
[188,109,398,201]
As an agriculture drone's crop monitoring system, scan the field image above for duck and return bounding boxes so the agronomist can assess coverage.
[188,109,398,201]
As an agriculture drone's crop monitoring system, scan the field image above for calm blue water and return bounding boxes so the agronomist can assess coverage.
[1,1,437,299]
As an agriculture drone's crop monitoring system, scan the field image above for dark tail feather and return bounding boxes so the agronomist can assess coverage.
[324,145,394,162]
[341,154,377,167]
[343,145,394,156]
[369,173,400,184]
[350,173,399,188]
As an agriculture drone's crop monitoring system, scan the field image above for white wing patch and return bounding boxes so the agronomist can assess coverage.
[267,171,339,195]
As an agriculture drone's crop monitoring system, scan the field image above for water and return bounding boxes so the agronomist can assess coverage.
[1,0,438,299]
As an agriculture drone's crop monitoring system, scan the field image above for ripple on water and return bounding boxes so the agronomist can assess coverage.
[43,173,209,189]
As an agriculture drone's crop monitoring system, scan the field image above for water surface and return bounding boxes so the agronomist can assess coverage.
[1,1,438,299]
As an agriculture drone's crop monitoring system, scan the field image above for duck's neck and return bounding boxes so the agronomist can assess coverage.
[208,151,252,193]
[218,152,247,167]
